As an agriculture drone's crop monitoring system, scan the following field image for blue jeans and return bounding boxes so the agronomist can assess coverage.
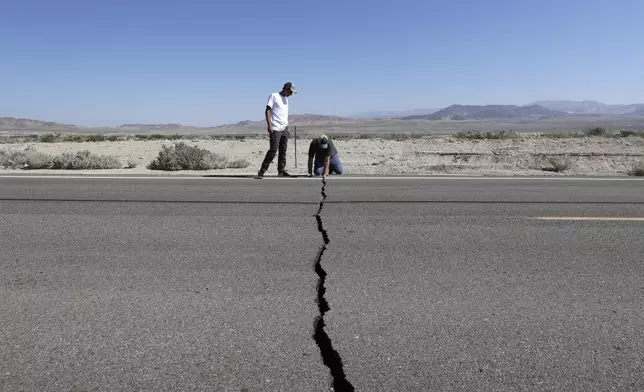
[314,154,343,175]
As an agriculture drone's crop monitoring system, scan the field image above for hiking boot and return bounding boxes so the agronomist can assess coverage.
[255,171,264,179]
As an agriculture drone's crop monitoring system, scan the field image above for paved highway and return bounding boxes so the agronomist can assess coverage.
[1,175,643,391]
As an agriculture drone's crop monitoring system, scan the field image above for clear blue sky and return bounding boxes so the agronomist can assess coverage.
[1,0,642,126]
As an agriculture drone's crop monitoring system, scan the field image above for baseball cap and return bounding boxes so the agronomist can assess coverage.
[283,82,297,94]
[320,135,329,149]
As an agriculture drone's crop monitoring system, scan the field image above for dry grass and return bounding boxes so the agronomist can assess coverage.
[585,127,612,137]
[147,141,250,171]
[543,131,580,139]
[454,130,519,140]
[0,149,122,170]
[3,127,643,145]
[0,132,259,144]
[50,150,122,169]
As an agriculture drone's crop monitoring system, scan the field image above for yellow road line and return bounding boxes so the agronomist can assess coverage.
[530,217,644,221]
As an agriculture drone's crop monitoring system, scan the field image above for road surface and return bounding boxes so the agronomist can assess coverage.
[1,175,643,391]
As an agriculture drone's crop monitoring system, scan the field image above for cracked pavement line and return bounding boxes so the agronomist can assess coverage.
[312,178,356,391]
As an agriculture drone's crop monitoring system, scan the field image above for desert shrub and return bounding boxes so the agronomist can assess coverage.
[3,135,40,143]
[61,134,84,142]
[39,133,57,143]
[86,134,106,142]
[1,149,120,169]
[0,150,53,169]
[546,156,571,173]
[546,131,577,139]
[454,130,518,140]
[147,142,235,171]
[50,150,122,169]
[147,133,166,140]
[620,130,644,138]
[585,127,610,137]
[630,162,644,176]
[125,159,138,169]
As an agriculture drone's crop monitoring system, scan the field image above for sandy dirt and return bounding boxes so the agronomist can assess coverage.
[1,135,644,176]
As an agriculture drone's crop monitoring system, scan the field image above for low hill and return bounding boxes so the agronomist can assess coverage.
[399,104,562,120]
[531,100,644,115]
[352,108,440,119]
[224,114,356,127]
[290,114,355,124]
[626,104,644,114]
[0,117,78,131]
[118,123,196,131]
[632,107,644,115]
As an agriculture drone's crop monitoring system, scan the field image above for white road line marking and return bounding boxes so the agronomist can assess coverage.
[530,217,644,221]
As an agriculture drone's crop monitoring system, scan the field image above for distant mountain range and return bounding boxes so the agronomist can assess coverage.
[0,117,78,130]
[529,100,644,115]
[0,114,359,132]
[398,104,562,120]
[2,100,643,131]
[250,114,355,125]
[118,123,196,130]
[352,108,440,119]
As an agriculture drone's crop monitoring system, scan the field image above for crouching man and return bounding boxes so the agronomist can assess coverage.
[308,135,343,178]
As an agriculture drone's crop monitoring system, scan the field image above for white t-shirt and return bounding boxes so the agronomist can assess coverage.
[266,92,289,131]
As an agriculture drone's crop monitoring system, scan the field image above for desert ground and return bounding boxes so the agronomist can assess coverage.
[1,132,644,176]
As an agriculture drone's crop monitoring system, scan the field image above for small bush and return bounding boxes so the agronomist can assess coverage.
[50,150,122,169]
[546,157,571,173]
[630,162,644,176]
[125,159,138,169]
[86,134,106,142]
[0,150,52,169]
[4,135,39,143]
[39,133,57,143]
[148,142,237,171]
[546,131,577,139]
[147,133,166,140]
[454,130,518,140]
[1,149,121,170]
[61,134,84,142]
[620,130,644,138]
[585,127,610,137]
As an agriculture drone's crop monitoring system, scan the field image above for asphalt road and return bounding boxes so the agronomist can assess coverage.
[1,176,644,391]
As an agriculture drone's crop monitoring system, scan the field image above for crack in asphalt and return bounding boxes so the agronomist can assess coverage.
[313,179,355,392]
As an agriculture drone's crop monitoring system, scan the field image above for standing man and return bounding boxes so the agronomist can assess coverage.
[308,134,343,179]
[256,82,296,179]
